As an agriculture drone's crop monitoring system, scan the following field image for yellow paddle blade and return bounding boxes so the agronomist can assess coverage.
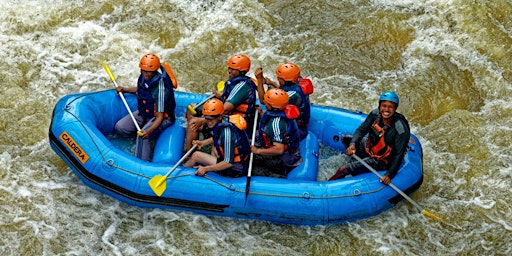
[422,209,442,222]
[148,175,167,197]
[187,104,198,115]
[217,80,225,92]
[99,60,116,82]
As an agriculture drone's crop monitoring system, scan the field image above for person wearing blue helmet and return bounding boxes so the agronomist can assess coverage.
[329,91,410,184]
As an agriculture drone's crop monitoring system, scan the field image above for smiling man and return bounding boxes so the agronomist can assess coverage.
[328,91,410,184]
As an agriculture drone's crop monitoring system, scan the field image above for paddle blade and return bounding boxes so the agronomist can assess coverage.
[217,80,225,92]
[422,209,443,222]
[148,175,167,196]
[244,176,252,207]
[99,60,116,82]
[245,176,252,197]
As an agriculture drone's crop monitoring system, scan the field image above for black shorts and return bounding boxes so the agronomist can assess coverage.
[201,123,212,139]
[215,158,243,178]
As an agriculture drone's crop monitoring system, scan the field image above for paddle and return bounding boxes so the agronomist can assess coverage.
[149,144,198,196]
[187,81,226,115]
[244,110,259,206]
[100,60,142,136]
[352,154,445,223]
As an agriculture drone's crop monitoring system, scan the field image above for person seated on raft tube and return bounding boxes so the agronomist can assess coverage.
[254,63,311,140]
[183,98,251,178]
[115,53,176,161]
[185,54,257,151]
[329,91,410,185]
[250,88,303,176]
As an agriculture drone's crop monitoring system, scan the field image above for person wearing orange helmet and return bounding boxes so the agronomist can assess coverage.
[185,54,257,151]
[254,62,310,140]
[250,88,302,176]
[328,91,410,184]
[183,98,251,178]
[115,53,176,161]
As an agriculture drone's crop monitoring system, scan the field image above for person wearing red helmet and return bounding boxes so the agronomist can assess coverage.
[254,62,311,140]
[114,53,176,161]
[183,98,251,178]
[185,54,257,151]
[250,88,302,177]
[328,91,410,184]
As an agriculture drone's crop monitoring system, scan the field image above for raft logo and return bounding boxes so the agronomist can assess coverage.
[60,131,89,164]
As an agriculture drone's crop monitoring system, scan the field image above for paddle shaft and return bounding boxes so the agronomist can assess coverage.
[100,61,142,132]
[162,144,198,179]
[189,80,225,114]
[244,110,259,204]
[247,111,259,179]
[352,154,424,212]
[194,94,215,111]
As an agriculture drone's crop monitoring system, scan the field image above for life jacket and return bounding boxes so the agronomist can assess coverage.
[281,83,310,128]
[212,117,251,166]
[259,110,300,152]
[221,76,257,119]
[365,113,408,164]
[136,65,176,120]
[298,77,314,95]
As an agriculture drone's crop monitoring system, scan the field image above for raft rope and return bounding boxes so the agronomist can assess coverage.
[201,175,386,199]
[63,91,387,200]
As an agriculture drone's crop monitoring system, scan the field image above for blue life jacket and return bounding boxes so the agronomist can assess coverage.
[136,65,176,121]
[221,75,257,119]
[281,83,310,128]
[259,110,300,152]
[212,120,251,172]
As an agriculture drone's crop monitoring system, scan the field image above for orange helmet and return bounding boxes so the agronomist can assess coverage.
[264,88,289,109]
[226,54,251,72]
[202,98,224,116]
[139,53,160,71]
[275,63,300,83]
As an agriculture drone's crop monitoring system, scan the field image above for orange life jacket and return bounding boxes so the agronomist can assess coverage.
[366,119,392,164]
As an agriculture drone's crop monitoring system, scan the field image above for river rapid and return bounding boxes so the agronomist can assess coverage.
[1,0,511,255]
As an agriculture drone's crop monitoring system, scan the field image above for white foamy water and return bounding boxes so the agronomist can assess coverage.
[1,0,510,255]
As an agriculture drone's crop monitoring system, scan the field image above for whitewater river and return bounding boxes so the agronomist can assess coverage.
[1,0,510,255]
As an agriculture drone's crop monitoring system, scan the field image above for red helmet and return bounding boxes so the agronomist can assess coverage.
[139,53,160,71]
[275,63,300,83]
[226,54,251,72]
[202,98,224,116]
[264,88,289,109]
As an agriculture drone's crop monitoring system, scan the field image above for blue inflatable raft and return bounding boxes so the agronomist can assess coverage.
[49,90,423,225]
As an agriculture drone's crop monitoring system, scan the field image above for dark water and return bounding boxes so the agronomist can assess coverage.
[1,0,511,255]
